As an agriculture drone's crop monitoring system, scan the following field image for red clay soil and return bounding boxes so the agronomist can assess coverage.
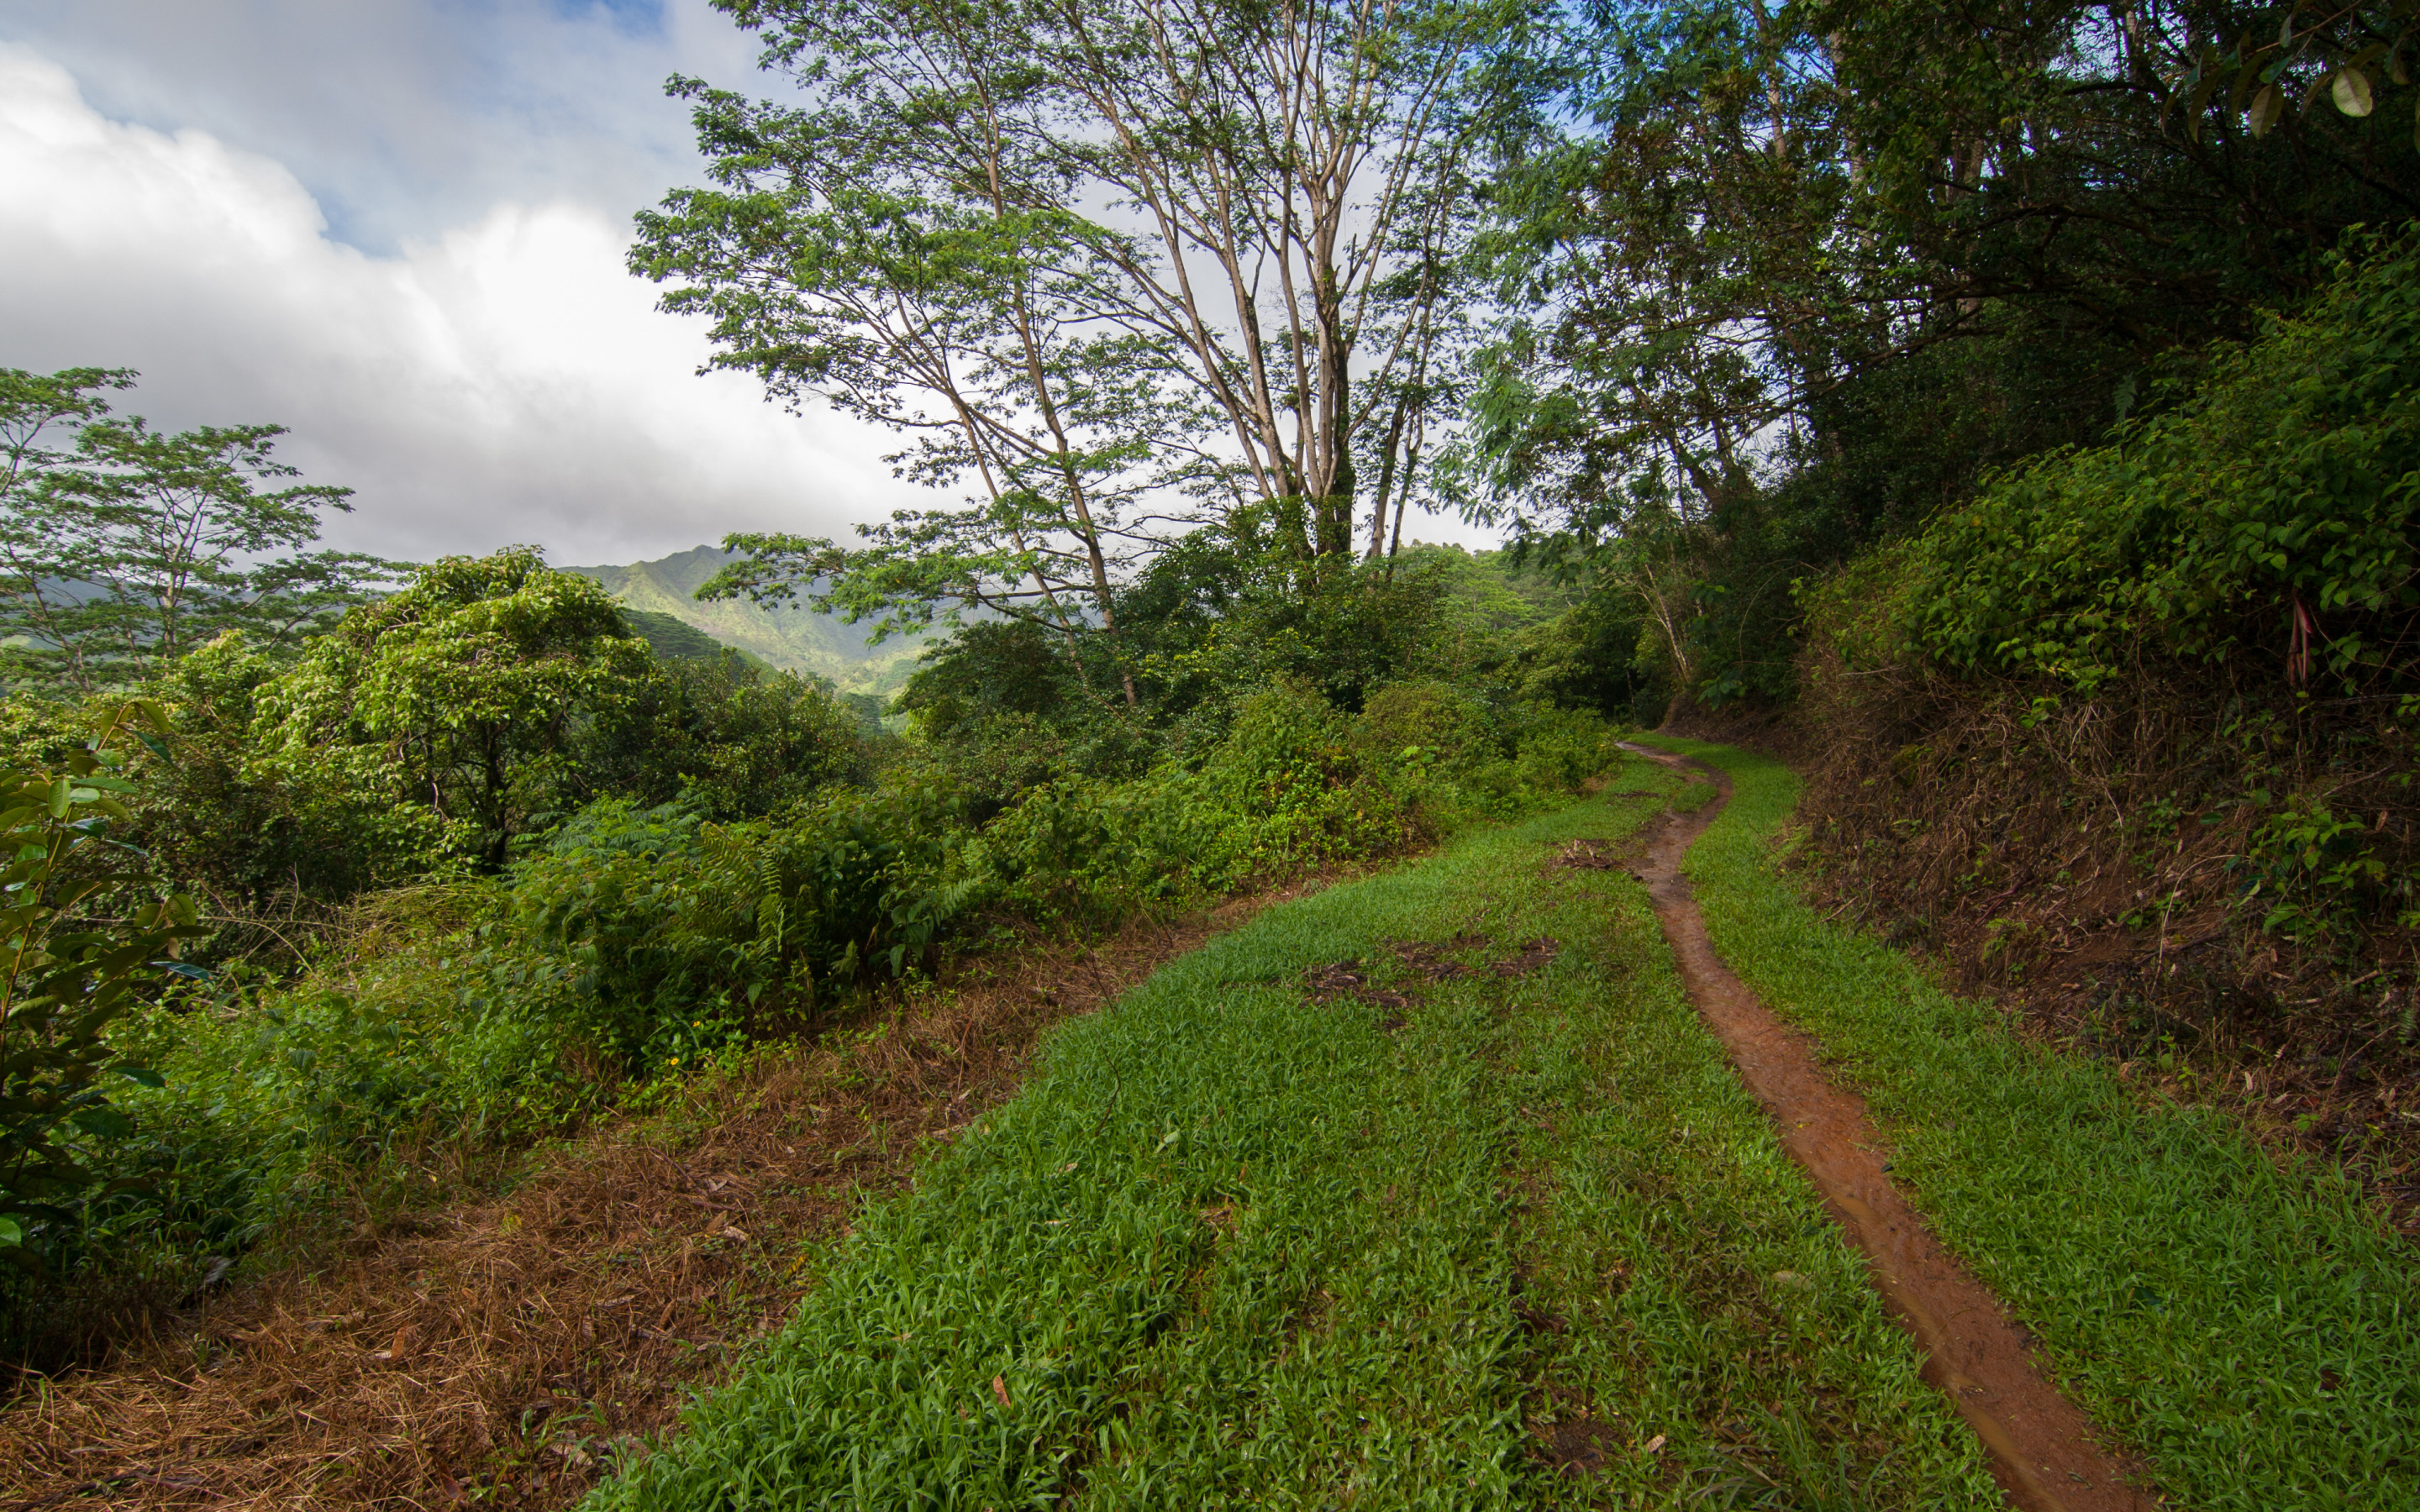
[1622,744,2154,1512]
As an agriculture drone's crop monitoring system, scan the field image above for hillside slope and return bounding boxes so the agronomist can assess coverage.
[564,545,929,696]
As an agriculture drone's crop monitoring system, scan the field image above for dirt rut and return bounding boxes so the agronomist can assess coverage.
[1622,745,2151,1512]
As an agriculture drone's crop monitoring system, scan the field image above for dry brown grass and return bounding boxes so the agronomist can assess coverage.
[0,885,1315,1511]
[1666,653,2420,1238]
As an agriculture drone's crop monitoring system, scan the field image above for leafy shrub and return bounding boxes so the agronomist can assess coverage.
[1904,232,2420,696]
[1793,233,2420,944]
[1195,683,1414,877]
[1,705,200,1262]
[1352,680,1500,767]
[507,776,985,1064]
[103,882,600,1263]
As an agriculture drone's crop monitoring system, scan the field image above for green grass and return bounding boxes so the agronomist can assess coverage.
[587,759,1996,1509]
[1640,736,2420,1512]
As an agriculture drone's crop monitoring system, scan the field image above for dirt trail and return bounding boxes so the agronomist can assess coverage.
[1622,744,2151,1512]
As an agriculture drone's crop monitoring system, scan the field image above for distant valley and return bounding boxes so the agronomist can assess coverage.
[562,544,931,698]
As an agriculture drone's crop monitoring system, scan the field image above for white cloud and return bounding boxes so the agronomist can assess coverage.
[0,43,901,564]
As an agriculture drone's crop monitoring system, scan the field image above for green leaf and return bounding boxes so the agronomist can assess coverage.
[113,1065,166,1089]
[0,1216,21,1247]
[2249,83,2284,138]
[2333,68,2375,117]
[2186,62,2224,139]
[69,1106,134,1141]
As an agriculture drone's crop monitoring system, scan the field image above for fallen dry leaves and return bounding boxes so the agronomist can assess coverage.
[0,886,1307,1511]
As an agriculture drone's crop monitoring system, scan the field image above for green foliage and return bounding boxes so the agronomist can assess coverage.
[1497,591,1662,722]
[1465,1,2420,708]
[644,0,1515,677]
[506,775,981,1063]
[579,651,869,821]
[254,549,656,871]
[1903,234,2420,696]
[0,478,1632,1339]
[0,367,400,694]
[616,606,761,667]
[139,634,401,920]
[100,882,608,1265]
[1118,533,1485,725]
[0,704,200,1258]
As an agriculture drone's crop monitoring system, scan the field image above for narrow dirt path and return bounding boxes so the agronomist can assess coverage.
[1622,744,2151,1512]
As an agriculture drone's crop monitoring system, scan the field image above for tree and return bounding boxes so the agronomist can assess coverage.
[634,0,1537,694]
[252,549,656,871]
[1459,0,2420,701]
[576,651,871,820]
[0,368,401,694]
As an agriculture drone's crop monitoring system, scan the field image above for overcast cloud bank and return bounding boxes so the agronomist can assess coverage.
[0,39,898,564]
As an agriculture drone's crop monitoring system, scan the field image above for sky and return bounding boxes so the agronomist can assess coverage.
[0,0,1496,569]
[0,0,909,567]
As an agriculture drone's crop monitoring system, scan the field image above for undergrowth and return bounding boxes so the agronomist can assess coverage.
[3,685,1628,1365]
[1767,231,2420,1205]
[1649,735,2420,1512]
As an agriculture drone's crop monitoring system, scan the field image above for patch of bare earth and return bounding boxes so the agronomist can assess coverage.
[0,884,1323,1511]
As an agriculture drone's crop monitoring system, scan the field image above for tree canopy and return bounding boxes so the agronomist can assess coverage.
[1452,0,2420,696]
[253,549,655,871]
[635,0,1542,697]
[0,368,398,694]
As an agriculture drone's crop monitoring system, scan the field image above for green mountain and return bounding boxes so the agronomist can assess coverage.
[565,545,929,697]
[616,607,774,669]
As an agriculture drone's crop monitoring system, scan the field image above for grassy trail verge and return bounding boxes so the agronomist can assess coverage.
[1640,737,2420,1512]
[0,905,1273,1511]
[590,759,2001,1509]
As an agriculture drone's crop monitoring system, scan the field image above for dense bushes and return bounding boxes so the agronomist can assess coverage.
[0,706,201,1266]
[0,543,1630,1341]
[576,651,873,820]
[1900,234,2420,698]
[1795,235,2420,947]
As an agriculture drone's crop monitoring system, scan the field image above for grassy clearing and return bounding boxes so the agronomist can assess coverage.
[1643,736,2420,1512]
[588,759,1996,1509]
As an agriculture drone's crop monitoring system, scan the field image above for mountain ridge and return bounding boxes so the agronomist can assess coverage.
[562,544,929,696]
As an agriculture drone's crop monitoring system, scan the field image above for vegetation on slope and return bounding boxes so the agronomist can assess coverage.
[565,545,928,698]
[1457,2,2420,1184]
[0,494,1632,1363]
[1651,737,2420,1511]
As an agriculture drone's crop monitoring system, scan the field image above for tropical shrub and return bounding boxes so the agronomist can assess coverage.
[0,704,200,1261]
[1902,233,2420,696]
[252,549,655,871]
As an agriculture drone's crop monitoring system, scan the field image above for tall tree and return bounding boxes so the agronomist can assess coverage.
[0,368,399,694]
[253,549,658,872]
[634,0,1535,697]
[1459,0,2420,696]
